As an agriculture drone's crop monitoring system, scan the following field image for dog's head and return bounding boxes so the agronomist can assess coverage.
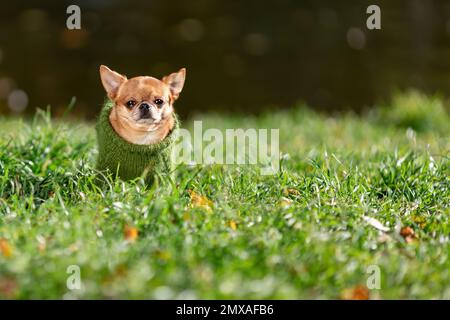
[100,65,185,125]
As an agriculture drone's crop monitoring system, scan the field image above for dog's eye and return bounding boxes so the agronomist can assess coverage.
[126,100,136,108]
[154,99,164,107]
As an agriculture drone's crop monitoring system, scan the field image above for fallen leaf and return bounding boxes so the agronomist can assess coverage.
[283,188,300,196]
[102,265,128,286]
[188,190,213,212]
[341,285,370,300]
[412,216,427,229]
[124,225,139,242]
[279,197,293,208]
[69,243,79,252]
[155,250,171,261]
[229,220,237,231]
[0,239,13,258]
[400,226,414,237]
[115,264,128,278]
[0,277,18,299]
[362,216,390,232]
[36,235,46,253]
[400,226,417,243]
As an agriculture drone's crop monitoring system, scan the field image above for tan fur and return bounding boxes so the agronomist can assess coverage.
[99,65,185,145]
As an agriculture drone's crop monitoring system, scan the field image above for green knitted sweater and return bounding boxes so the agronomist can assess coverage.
[96,100,178,183]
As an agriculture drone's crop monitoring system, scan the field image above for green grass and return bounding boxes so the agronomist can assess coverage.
[0,91,449,299]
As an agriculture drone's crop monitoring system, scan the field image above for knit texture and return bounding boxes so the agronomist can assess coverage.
[96,100,178,183]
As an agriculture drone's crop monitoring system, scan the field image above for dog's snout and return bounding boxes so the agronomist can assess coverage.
[139,102,152,119]
[140,103,150,110]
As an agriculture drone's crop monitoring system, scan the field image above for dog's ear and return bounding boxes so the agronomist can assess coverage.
[162,68,186,101]
[99,65,127,99]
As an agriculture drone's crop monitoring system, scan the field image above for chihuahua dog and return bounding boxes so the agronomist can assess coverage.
[99,65,186,145]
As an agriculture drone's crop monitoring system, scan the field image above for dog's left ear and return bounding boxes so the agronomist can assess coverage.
[162,68,186,101]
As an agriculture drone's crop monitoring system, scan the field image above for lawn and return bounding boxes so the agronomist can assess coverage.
[0,91,448,299]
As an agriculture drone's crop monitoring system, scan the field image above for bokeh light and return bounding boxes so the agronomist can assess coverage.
[177,19,204,42]
[243,33,269,56]
[346,27,366,50]
[0,78,14,99]
[7,90,28,113]
[18,9,47,33]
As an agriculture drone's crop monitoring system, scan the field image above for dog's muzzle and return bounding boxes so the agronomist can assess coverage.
[139,103,152,119]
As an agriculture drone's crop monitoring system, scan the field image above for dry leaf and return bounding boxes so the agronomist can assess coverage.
[0,277,18,299]
[279,197,293,208]
[0,239,13,258]
[412,216,427,229]
[36,235,46,253]
[39,244,46,252]
[362,216,390,232]
[38,242,46,253]
[115,264,128,278]
[69,243,79,252]
[188,190,213,211]
[341,285,370,300]
[155,250,171,261]
[229,220,237,231]
[400,226,417,243]
[124,225,139,242]
[283,188,300,196]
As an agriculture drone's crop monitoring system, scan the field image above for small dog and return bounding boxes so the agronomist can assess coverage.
[96,65,186,182]
[99,65,185,145]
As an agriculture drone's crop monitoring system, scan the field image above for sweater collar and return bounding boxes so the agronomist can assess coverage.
[97,99,179,155]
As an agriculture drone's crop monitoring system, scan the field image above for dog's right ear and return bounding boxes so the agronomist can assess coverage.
[99,65,127,99]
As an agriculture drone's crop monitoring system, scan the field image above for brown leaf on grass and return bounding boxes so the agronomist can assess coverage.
[102,264,128,286]
[155,250,171,261]
[341,285,370,300]
[412,216,427,229]
[124,225,139,242]
[0,239,13,258]
[115,264,128,278]
[0,277,18,299]
[279,197,293,208]
[69,243,79,252]
[36,235,46,253]
[400,226,417,243]
[283,188,300,196]
[188,190,213,212]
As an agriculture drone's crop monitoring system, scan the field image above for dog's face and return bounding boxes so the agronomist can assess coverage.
[100,65,185,124]
[99,65,185,144]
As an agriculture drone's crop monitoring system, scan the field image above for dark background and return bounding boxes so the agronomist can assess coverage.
[0,0,449,119]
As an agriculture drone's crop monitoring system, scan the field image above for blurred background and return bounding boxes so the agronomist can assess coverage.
[0,0,449,119]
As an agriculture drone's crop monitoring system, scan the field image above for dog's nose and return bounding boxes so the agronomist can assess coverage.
[140,103,150,110]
